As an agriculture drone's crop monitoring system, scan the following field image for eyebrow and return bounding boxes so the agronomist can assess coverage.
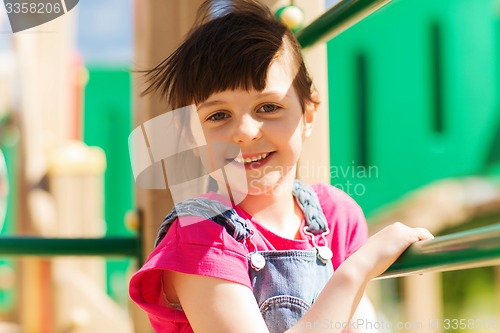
[197,100,225,111]
[259,91,290,99]
[197,90,291,111]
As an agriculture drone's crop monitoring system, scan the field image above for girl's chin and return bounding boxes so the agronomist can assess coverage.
[220,178,280,198]
[246,173,292,196]
[211,169,295,199]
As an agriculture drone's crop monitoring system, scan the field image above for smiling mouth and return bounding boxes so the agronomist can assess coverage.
[233,152,271,164]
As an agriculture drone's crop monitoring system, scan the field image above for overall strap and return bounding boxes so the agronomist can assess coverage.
[292,180,328,235]
[154,198,251,247]
[155,180,328,246]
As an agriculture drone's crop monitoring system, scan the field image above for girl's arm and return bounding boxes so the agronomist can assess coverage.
[165,270,270,333]
[298,223,433,332]
[166,222,433,333]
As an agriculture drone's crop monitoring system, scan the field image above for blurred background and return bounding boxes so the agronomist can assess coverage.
[0,0,499,332]
[0,1,134,332]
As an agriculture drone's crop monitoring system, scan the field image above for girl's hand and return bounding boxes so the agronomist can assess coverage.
[351,222,434,280]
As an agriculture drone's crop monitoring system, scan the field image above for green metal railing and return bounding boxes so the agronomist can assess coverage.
[296,0,392,48]
[1,224,499,279]
[379,224,500,279]
[0,207,143,263]
[0,236,142,262]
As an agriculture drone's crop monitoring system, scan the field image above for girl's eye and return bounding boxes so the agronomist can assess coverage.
[207,112,229,122]
[258,104,279,113]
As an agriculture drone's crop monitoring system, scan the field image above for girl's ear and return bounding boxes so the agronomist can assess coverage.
[303,92,319,138]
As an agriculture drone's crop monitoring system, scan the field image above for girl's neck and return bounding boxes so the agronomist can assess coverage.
[239,184,304,240]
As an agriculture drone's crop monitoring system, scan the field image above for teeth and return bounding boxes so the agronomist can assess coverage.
[234,153,269,164]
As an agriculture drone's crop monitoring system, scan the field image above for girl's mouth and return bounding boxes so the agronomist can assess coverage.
[231,152,273,168]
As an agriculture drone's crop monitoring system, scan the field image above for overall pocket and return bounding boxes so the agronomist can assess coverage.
[259,295,311,333]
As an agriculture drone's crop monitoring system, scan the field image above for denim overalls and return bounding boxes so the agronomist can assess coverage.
[155,180,334,333]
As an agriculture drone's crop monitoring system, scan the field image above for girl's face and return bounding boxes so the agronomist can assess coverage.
[196,58,316,197]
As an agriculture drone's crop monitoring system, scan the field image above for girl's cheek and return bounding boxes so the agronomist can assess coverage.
[204,126,231,143]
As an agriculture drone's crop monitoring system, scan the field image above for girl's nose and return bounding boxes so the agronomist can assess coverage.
[232,114,262,143]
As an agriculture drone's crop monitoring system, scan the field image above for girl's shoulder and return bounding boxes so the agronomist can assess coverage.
[310,183,363,211]
[154,194,251,262]
[309,182,367,236]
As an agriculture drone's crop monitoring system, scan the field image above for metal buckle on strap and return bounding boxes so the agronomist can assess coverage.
[303,226,333,264]
[246,229,266,271]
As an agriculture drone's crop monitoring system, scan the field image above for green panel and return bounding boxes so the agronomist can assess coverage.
[83,67,134,236]
[82,67,134,306]
[0,138,19,312]
[326,0,499,215]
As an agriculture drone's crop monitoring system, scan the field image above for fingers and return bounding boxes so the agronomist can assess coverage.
[384,222,434,244]
[357,222,433,280]
[413,227,434,241]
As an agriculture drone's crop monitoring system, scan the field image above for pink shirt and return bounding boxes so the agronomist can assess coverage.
[129,183,368,333]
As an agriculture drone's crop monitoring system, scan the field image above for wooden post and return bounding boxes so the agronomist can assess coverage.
[132,1,203,331]
[294,0,331,185]
[48,141,109,331]
[13,8,77,332]
[403,273,443,333]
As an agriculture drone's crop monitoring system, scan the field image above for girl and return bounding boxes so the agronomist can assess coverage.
[129,1,433,332]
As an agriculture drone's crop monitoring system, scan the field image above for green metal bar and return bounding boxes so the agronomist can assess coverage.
[379,224,500,279]
[296,0,392,49]
[0,236,142,260]
[3,224,500,279]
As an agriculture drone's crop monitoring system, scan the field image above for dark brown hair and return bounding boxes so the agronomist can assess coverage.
[141,0,319,111]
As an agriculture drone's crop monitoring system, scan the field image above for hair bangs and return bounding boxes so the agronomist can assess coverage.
[141,0,318,111]
[187,31,281,106]
[143,10,286,109]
